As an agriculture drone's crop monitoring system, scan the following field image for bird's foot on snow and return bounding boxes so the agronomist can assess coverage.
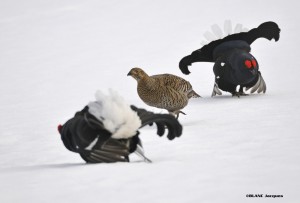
[231,92,249,97]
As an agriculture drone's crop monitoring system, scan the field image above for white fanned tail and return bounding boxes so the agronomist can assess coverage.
[201,20,249,46]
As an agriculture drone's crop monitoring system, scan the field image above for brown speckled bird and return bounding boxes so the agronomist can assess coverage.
[127,67,200,118]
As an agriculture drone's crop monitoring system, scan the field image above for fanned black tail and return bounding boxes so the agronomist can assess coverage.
[58,105,183,163]
[79,138,139,163]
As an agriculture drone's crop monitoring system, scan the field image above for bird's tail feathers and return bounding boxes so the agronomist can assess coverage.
[134,144,152,163]
[245,72,267,94]
[201,20,249,46]
[188,90,201,98]
[130,105,182,140]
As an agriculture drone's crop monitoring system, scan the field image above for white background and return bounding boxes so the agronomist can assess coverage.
[1,0,299,202]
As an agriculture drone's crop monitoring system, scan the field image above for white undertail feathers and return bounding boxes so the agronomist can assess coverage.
[88,89,141,139]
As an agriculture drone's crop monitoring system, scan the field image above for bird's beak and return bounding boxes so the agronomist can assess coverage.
[127,70,132,76]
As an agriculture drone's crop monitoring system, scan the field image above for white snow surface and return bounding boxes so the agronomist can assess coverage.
[1,0,300,202]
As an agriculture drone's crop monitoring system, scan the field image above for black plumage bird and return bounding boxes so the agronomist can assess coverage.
[179,21,281,97]
[57,90,182,163]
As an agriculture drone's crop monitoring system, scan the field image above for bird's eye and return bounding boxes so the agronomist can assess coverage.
[244,60,252,69]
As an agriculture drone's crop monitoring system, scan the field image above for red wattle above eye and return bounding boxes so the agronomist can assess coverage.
[245,60,252,68]
[58,124,63,132]
[251,59,257,67]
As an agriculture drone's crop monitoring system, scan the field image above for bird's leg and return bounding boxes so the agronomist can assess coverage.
[238,85,248,96]
[169,111,186,119]
[232,86,249,97]
[175,111,186,119]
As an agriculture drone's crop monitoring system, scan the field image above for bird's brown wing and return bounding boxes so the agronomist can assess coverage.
[151,74,193,93]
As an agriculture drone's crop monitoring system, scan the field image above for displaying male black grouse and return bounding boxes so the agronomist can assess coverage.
[57,90,182,163]
[179,21,281,97]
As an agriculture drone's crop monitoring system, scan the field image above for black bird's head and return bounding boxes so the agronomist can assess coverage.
[257,21,281,42]
[214,50,259,85]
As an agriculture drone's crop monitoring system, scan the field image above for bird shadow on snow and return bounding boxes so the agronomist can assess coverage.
[191,93,265,104]
[0,161,150,173]
[0,162,86,173]
[181,94,265,125]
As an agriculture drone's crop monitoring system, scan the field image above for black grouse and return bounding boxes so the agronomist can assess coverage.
[57,90,182,163]
[179,21,281,97]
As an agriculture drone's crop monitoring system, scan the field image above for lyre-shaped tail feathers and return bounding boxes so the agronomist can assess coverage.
[131,105,182,140]
[201,20,249,46]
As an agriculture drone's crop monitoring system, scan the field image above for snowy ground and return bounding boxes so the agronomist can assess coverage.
[1,0,300,202]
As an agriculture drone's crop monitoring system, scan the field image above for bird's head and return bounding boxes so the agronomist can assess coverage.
[214,50,259,85]
[127,67,148,81]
